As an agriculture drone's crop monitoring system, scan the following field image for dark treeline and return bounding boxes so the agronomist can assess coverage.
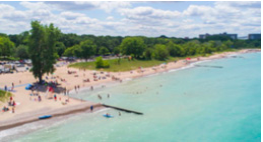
[0,29,261,61]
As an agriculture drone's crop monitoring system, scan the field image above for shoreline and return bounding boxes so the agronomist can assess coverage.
[0,103,103,131]
[0,49,260,131]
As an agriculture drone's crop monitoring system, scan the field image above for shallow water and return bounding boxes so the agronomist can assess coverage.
[2,52,261,142]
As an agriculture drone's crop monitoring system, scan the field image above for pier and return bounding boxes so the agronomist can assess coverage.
[103,104,143,115]
[194,65,223,68]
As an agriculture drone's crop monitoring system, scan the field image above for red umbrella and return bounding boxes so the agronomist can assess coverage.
[186,57,191,60]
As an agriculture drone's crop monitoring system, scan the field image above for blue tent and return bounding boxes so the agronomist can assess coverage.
[25,84,33,90]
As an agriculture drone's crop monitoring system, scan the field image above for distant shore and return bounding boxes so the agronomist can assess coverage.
[0,48,260,131]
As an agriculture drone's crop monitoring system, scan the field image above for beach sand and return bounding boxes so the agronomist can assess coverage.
[0,49,260,129]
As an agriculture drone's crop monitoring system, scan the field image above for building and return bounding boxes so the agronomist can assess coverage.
[248,34,261,40]
[199,32,238,40]
[219,32,237,40]
[199,33,210,39]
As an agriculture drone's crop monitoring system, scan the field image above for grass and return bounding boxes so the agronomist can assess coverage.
[69,54,207,72]
[69,58,168,72]
[68,50,241,72]
[0,90,12,102]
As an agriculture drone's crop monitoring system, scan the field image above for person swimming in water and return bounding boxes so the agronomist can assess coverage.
[98,94,102,100]
[90,105,94,112]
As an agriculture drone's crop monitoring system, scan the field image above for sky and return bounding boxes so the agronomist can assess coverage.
[0,1,261,38]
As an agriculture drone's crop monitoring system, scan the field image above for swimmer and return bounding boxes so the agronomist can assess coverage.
[98,94,102,100]
[119,112,121,116]
[107,94,110,98]
[90,105,94,111]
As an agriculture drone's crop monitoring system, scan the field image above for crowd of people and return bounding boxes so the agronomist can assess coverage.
[2,97,16,113]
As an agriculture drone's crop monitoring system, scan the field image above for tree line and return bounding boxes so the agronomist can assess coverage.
[0,29,260,61]
[0,21,260,82]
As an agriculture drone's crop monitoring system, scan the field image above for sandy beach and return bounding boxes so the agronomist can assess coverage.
[0,49,260,129]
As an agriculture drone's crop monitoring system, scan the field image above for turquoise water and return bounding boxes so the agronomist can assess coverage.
[7,53,262,141]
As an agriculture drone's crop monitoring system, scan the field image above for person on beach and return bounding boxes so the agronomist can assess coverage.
[54,94,57,101]
[12,107,15,113]
[38,95,41,102]
[91,86,94,90]
[2,106,9,112]
[4,85,7,91]
[107,94,110,98]
[12,101,16,106]
[90,105,94,112]
[11,83,14,90]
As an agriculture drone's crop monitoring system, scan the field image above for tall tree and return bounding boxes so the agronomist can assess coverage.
[28,21,60,83]
[15,45,29,59]
[99,46,110,55]
[0,36,15,57]
[63,46,76,57]
[55,42,66,57]
[154,44,169,60]
[79,40,96,61]
[120,37,146,58]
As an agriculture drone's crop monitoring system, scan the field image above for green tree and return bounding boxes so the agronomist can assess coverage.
[80,40,96,61]
[28,21,60,83]
[58,33,81,48]
[15,45,29,59]
[143,48,154,59]
[166,41,182,57]
[95,56,110,68]
[55,42,66,57]
[0,36,15,57]
[63,45,77,57]
[120,37,146,58]
[154,44,169,60]
[113,46,121,55]
[224,40,233,48]
[99,46,110,55]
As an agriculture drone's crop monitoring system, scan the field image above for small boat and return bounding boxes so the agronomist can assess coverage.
[103,114,113,118]
[39,115,52,119]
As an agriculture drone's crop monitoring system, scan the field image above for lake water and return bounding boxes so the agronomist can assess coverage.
[2,52,261,142]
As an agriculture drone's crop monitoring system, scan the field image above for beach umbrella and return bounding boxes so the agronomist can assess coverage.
[186,57,191,60]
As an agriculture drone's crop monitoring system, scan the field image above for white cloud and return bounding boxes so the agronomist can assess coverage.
[0,4,15,12]
[183,5,217,16]
[119,6,181,20]
[0,2,260,38]
[215,1,261,9]
[60,11,86,20]
[106,16,114,20]
[44,1,131,12]
[20,1,51,11]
